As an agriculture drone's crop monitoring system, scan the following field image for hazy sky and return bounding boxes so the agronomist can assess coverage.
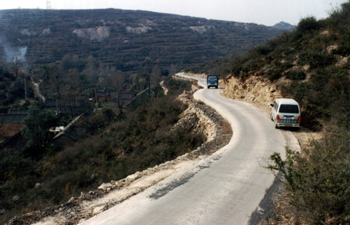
[0,0,348,26]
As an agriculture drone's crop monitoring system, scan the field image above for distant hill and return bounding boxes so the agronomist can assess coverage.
[273,21,296,30]
[0,9,283,75]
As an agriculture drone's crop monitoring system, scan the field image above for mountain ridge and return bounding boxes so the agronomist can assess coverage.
[0,8,283,75]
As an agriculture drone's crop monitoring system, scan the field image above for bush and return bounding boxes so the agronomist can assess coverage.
[22,104,61,152]
[297,17,322,34]
[286,70,306,80]
[267,127,350,224]
[328,1,350,32]
[332,41,350,56]
[299,51,336,69]
[265,67,283,81]
[255,45,274,56]
[102,106,116,123]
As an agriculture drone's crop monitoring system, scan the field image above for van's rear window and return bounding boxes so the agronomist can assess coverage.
[279,104,299,113]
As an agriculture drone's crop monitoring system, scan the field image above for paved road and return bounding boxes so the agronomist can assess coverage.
[81,74,289,225]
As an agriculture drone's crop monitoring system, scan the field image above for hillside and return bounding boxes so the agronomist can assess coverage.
[0,8,282,75]
[188,1,350,224]
[0,77,230,223]
[4,4,350,224]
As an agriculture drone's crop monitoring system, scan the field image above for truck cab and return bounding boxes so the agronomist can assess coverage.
[207,75,218,89]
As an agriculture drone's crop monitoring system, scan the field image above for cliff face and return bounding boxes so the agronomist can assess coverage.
[223,74,282,108]
[0,9,283,75]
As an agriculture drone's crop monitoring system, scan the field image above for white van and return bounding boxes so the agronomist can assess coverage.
[270,98,301,129]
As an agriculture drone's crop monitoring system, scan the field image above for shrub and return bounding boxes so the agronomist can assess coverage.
[297,17,322,34]
[267,127,350,224]
[265,67,283,81]
[78,114,105,135]
[299,50,336,69]
[332,41,350,56]
[102,106,116,123]
[328,1,350,32]
[22,104,61,152]
[255,45,274,56]
[286,70,306,80]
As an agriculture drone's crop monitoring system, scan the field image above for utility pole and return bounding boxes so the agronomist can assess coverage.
[25,77,27,101]
[46,0,51,9]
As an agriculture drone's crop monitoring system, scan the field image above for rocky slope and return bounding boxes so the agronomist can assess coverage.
[6,78,232,225]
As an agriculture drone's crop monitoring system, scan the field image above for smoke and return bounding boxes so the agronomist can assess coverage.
[0,37,28,66]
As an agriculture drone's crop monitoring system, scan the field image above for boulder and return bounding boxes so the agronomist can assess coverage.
[98,183,114,190]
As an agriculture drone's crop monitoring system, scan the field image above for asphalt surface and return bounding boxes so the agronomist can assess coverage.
[81,74,289,225]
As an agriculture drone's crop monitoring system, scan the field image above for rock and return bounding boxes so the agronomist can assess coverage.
[93,206,104,215]
[336,56,348,67]
[326,44,338,53]
[34,183,42,189]
[126,172,142,180]
[13,196,20,201]
[303,65,310,71]
[98,183,114,190]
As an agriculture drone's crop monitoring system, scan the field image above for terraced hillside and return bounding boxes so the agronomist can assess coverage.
[0,9,283,74]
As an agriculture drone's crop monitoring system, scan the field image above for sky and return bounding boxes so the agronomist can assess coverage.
[0,0,348,26]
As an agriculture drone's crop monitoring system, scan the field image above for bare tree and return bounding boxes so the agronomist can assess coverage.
[0,116,4,138]
[0,57,5,74]
[149,65,162,98]
[108,73,125,115]
[169,64,179,76]
[133,73,140,91]
[63,68,83,115]
[82,56,99,85]
[11,57,22,79]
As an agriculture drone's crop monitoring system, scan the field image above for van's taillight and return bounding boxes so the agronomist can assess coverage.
[276,115,280,120]
[298,116,301,121]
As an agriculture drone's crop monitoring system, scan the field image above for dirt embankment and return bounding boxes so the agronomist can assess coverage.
[222,74,322,149]
[223,75,282,108]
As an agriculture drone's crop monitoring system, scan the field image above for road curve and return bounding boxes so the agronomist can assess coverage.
[81,74,288,225]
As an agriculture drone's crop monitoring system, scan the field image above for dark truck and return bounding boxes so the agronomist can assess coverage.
[207,75,218,89]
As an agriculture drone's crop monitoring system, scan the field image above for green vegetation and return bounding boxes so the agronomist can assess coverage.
[0,78,205,223]
[265,2,350,224]
[268,127,350,224]
[22,104,60,152]
[273,4,350,222]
